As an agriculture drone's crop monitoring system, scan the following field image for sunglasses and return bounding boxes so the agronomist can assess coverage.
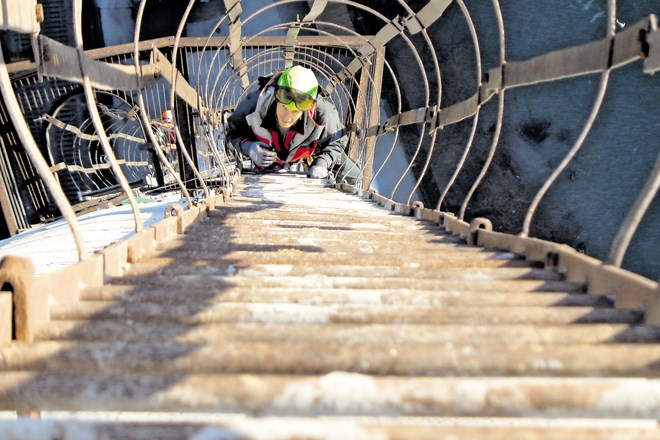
[275,86,316,111]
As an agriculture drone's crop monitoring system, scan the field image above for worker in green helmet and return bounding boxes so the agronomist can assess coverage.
[226,65,360,183]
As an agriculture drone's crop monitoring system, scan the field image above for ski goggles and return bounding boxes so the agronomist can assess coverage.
[274,86,316,111]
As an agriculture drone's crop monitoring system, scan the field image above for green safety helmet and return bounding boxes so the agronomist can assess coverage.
[275,66,319,110]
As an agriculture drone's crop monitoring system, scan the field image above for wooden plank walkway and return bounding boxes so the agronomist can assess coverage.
[0,173,659,438]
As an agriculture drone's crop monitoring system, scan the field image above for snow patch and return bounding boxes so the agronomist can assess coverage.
[274,372,401,416]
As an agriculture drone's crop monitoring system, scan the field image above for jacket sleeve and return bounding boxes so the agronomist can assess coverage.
[226,91,259,155]
[314,99,348,169]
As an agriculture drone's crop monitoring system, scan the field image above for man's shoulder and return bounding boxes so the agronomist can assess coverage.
[314,97,341,125]
[316,96,335,110]
[316,96,339,114]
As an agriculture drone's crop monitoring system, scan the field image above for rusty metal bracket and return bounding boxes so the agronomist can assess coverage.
[151,48,205,111]
[224,0,249,89]
[468,217,493,246]
[39,35,158,91]
[644,26,660,74]
[326,16,400,94]
[0,290,10,345]
[284,0,329,67]
[480,66,503,103]
[0,256,36,342]
[423,105,438,132]
[165,203,185,235]
[402,0,452,35]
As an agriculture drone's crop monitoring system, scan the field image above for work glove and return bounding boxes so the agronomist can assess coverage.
[247,141,277,167]
[307,158,329,179]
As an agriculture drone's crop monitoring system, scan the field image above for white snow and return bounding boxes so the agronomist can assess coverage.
[0,194,185,276]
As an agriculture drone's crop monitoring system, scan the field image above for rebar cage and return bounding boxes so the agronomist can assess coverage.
[0,0,657,281]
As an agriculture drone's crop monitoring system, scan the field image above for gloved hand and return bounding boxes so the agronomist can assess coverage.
[307,158,329,179]
[247,141,277,167]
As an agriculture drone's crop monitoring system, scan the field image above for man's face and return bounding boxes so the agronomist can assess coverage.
[276,101,303,130]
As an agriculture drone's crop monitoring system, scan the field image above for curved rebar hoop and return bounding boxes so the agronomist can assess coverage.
[210,42,357,121]
[227,28,362,98]
[0,49,88,260]
[436,0,482,212]
[386,63,431,199]
[168,7,230,191]
[458,0,506,221]
[72,0,143,232]
[46,91,150,194]
[397,0,443,206]
[369,61,404,188]
[204,15,364,105]
[266,21,382,182]
[218,0,427,196]
[193,23,248,170]
[406,130,440,203]
[169,0,210,199]
[208,44,346,114]
[521,75,612,237]
[191,14,237,172]
[202,13,378,179]
[277,4,401,189]
[608,152,660,267]
[202,2,303,106]
[200,38,231,117]
[186,41,235,188]
[520,0,616,237]
[133,0,193,207]
[207,25,356,103]
[603,0,659,267]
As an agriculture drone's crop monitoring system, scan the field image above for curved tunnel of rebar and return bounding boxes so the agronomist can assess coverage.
[21,0,656,273]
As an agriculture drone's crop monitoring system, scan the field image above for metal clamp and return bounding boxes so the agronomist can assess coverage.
[469,217,493,246]
[0,256,36,342]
